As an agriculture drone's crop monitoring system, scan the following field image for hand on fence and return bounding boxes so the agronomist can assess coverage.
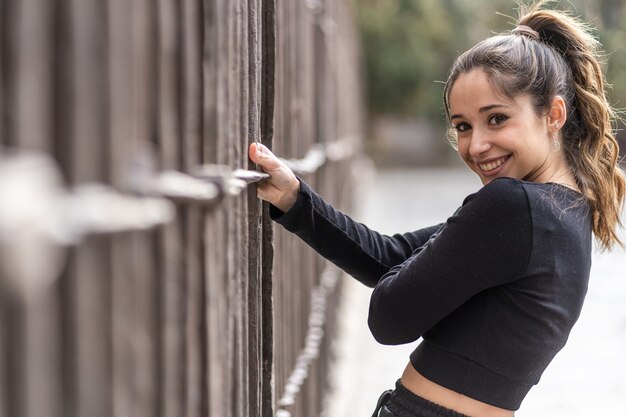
[249,142,300,213]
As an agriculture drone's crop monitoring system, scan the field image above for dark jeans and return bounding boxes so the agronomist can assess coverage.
[372,380,471,417]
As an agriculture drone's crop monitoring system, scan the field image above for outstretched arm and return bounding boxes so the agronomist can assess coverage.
[368,178,533,345]
[249,142,444,287]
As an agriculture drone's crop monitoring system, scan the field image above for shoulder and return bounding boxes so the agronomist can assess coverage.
[460,177,530,218]
[471,177,527,200]
[427,177,533,284]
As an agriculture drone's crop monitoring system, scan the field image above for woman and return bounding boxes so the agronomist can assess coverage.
[249,2,625,416]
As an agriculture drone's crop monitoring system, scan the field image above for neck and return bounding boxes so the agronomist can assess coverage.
[526,151,580,192]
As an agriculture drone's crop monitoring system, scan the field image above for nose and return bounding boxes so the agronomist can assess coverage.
[468,129,491,158]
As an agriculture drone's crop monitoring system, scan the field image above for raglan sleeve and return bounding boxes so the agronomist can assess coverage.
[368,178,532,345]
[269,178,445,288]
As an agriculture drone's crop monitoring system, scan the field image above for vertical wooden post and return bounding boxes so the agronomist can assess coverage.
[108,3,135,417]
[66,1,112,417]
[182,2,205,416]
[12,1,62,417]
[156,1,185,416]
[260,1,276,415]
[0,0,7,148]
[0,290,5,417]
[203,0,230,414]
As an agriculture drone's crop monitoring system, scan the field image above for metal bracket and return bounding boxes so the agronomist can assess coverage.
[131,164,270,206]
[275,263,342,416]
[278,135,359,176]
[190,164,270,197]
[0,151,175,299]
[280,146,327,175]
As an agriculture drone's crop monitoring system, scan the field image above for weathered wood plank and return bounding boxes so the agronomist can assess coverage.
[0,290,5,417]
[260,0,276,415]
[131,0,158,152]
[158,220,185,417]
[156,1,186,416]
[67,1,112,417]
[202,0,232,415]
[181,2,205,417]
[107,4,136,417]
[202,0,218,164]
[157,0,181,171]
[14,0,53,152]
[69,0,108,183]
[135,231,159,417]
[229,1,248,417]
[206,211,231,417]
[107,0,134,190]
[70,239,112,417]
[0,0,15,417]
[110,236,135,417]
[246,0,263,416]
[0,0,6,148]
[184,207,204,417]
[3,298,24,417]
[24,293,62,417]
[182,0,203,173]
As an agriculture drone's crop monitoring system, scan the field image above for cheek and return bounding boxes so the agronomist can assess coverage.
[457,139,471,161]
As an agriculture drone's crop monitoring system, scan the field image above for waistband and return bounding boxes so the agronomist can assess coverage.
[386,380,471,417]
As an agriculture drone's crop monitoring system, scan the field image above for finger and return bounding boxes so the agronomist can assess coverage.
[249,142,260,163]
[256,182,281,203]
[249,142,284,172]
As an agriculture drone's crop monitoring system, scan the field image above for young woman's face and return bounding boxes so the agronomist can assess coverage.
[448,69,553,185]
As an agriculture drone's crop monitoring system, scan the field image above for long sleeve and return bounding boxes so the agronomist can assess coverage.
[367,178,533,345]
[269,179,444,287]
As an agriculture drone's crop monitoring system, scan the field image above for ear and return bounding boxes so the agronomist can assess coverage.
[547,96,567,133]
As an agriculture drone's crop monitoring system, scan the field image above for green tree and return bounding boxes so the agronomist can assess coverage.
[355,0,626,152]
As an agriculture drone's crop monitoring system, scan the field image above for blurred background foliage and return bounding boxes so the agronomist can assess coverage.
[354,0,626,165]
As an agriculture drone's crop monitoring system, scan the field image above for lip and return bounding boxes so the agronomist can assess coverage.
[475,155,511,177]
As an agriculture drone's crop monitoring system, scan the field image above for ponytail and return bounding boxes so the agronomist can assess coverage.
[518,1,626,250]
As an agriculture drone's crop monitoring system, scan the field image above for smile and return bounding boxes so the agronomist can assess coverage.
[478,155,510,172]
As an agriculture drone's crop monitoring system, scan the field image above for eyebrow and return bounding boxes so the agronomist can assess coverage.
[450,104,509,121]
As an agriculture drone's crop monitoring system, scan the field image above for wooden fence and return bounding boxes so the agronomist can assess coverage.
[0,1,363,417]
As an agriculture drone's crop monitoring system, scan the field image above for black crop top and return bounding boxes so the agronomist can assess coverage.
[269,176,592,410]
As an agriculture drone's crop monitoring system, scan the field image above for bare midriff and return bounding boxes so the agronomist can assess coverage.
[400,362,515,417]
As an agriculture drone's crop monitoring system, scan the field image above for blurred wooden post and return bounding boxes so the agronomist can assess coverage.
[67,1,112,416]
[0,1,363,417]
[181,2,206,416]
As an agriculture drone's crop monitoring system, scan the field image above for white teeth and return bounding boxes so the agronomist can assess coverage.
[479,156,508,172]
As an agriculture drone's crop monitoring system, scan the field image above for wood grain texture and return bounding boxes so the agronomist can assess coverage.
[67,1,112,417]
[0,1,362,416]
[271,0,362,416]
[14,0,53,152]
[0,0,8,148]
[0,288,5,417]
[260,2,276,415]
[107,5,137,417]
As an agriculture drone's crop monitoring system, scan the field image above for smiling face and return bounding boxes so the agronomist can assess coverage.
[448,69,558,185]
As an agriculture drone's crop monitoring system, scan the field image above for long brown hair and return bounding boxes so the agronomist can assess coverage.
[443,1,625,250]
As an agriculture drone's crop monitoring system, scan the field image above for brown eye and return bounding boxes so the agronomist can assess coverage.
[454,122,471,132]
[489,114,508,125]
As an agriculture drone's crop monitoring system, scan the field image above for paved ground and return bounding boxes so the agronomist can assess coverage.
[324,167,626,417]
